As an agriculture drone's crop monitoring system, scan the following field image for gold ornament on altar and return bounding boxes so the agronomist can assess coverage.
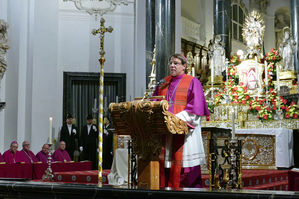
[242,10,265,59]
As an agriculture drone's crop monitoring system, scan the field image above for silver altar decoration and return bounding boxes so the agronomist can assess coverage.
[42,144,54,181]
[242,10,265,59]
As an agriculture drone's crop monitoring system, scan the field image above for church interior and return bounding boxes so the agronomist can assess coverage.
[0,0,299,198]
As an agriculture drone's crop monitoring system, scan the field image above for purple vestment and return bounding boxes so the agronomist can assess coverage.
[52,149,71,162]
[154,74,209,116]
[36,151,49,163]
[20,149,38,164]
[154,73,209,188]
[3,150,23,164]
[0,153,4,162]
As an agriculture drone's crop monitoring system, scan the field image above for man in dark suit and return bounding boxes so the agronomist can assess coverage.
[59,113,79,161]
[80,114,98,169]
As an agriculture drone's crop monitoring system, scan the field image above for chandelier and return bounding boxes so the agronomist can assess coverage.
[63,0,131,16]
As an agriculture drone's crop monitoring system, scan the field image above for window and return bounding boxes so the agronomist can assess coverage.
[232,3,246,42]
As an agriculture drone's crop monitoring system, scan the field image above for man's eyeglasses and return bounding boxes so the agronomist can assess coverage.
[169,62,182,66]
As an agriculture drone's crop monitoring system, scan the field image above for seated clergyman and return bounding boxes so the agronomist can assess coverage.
[19,141,39,164]
[52,141,71,162]
[3,141,23,164]
[36,144,50,163]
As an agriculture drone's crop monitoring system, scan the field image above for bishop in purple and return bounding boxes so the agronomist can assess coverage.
[36,144,50,163]
[19,141,39,164]
[3,141,23,164]
[52,141,71,162]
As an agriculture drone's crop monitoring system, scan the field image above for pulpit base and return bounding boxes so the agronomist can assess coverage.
[138,160,159,189]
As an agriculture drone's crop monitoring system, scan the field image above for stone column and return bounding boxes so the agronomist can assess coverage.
[146,0,155,87]
[291,0,299,75]
[154,0,175,82]
[214,0,231,58]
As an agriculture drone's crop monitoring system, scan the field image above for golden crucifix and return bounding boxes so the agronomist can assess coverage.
[92,17,113,185]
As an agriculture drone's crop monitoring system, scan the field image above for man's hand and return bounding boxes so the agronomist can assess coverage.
[79,146,83,152]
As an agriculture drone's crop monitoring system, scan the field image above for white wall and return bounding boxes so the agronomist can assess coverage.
[0,0,139,153]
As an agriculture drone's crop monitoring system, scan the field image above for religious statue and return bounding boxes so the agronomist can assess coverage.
[208,35,226,77]
[0,19,9,81]
[242,10,265,59]
[279,28,296,71]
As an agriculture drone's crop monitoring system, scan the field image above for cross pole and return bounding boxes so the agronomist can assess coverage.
[92,17,113,186]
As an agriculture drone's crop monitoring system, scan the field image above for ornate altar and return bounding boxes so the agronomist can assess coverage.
[109,100,188,189]
[202,10,297,170]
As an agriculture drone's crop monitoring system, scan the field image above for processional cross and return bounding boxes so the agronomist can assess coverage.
[63,0,129,186]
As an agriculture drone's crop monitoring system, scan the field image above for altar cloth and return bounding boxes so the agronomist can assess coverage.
[236,128,294,168]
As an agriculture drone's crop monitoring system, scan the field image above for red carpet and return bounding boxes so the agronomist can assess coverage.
[202,169,289,191]
[53,169,293,191]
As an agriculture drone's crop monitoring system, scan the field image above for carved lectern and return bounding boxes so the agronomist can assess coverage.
[109,100,188,189]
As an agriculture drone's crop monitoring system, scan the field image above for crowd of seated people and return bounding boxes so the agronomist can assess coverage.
[0,141,72,164]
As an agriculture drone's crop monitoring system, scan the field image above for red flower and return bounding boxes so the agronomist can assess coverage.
[263,115,268,120]
[239,82,244,86]
[272,56,276,61]
[293,113,298,119]
[259,100,263,105]
[234,96,238,100]
[290,101,295,106]
[249,101,253,105]
[270,48,274,52]
[283,99,287,104]
[249,106,252,110]
[245,95,250,100]
[242,100,246,104]
[255,106,261,111]
[285,113,290,119]
[269,88,274,92]
[267,107,271,111]
[266,53,269,57]
[286,107,290,112]
[281,105,285,110]
[206,115,210,121]
[233,87,238,91]
[272,106,277,110]
[274,51,278,56]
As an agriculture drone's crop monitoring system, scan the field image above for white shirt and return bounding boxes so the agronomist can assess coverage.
[67,124,72,136]
[87,124,92,135]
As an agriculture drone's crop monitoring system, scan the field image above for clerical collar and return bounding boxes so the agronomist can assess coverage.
[171,73,184,80]
[67,124,72,127]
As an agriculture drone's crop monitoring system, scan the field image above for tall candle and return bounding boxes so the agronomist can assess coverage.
[277,65,280,92]
[192,67,195,77]
[232,108,235,139]
[211,57,214,85]
[94,98,97,110]
[116,96,119,103]
[49,117,53,144]
[265,61,268,87]
[225,59,229,96]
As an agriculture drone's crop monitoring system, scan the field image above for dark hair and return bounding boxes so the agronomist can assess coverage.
[168,54,187,65]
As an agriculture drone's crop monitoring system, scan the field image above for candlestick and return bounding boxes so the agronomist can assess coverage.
[192,67,195,77]
[49,117,53,145]
[277,65,280,92]
[232,108,235,139]
[116,96,119,103]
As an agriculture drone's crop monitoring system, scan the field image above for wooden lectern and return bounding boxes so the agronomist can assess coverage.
[109,100,188,189]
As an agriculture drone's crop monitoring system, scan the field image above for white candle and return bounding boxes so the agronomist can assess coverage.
[225,59,229,95]
[277,65,280,92]
[211,58,214,85]
[192,67,195,77]
[116,96,119,103]
[232,109,235,139]
[94,98,97,109]
[265,61,268,87]
[104,97,107,109]
[49,117,53,144]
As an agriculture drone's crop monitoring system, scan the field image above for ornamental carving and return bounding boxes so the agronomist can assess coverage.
[109,100,188,160]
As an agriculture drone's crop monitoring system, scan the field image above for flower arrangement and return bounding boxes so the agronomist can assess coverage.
[208,49,299,121]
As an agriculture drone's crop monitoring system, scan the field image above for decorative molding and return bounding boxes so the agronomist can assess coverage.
[181,16,201,43]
